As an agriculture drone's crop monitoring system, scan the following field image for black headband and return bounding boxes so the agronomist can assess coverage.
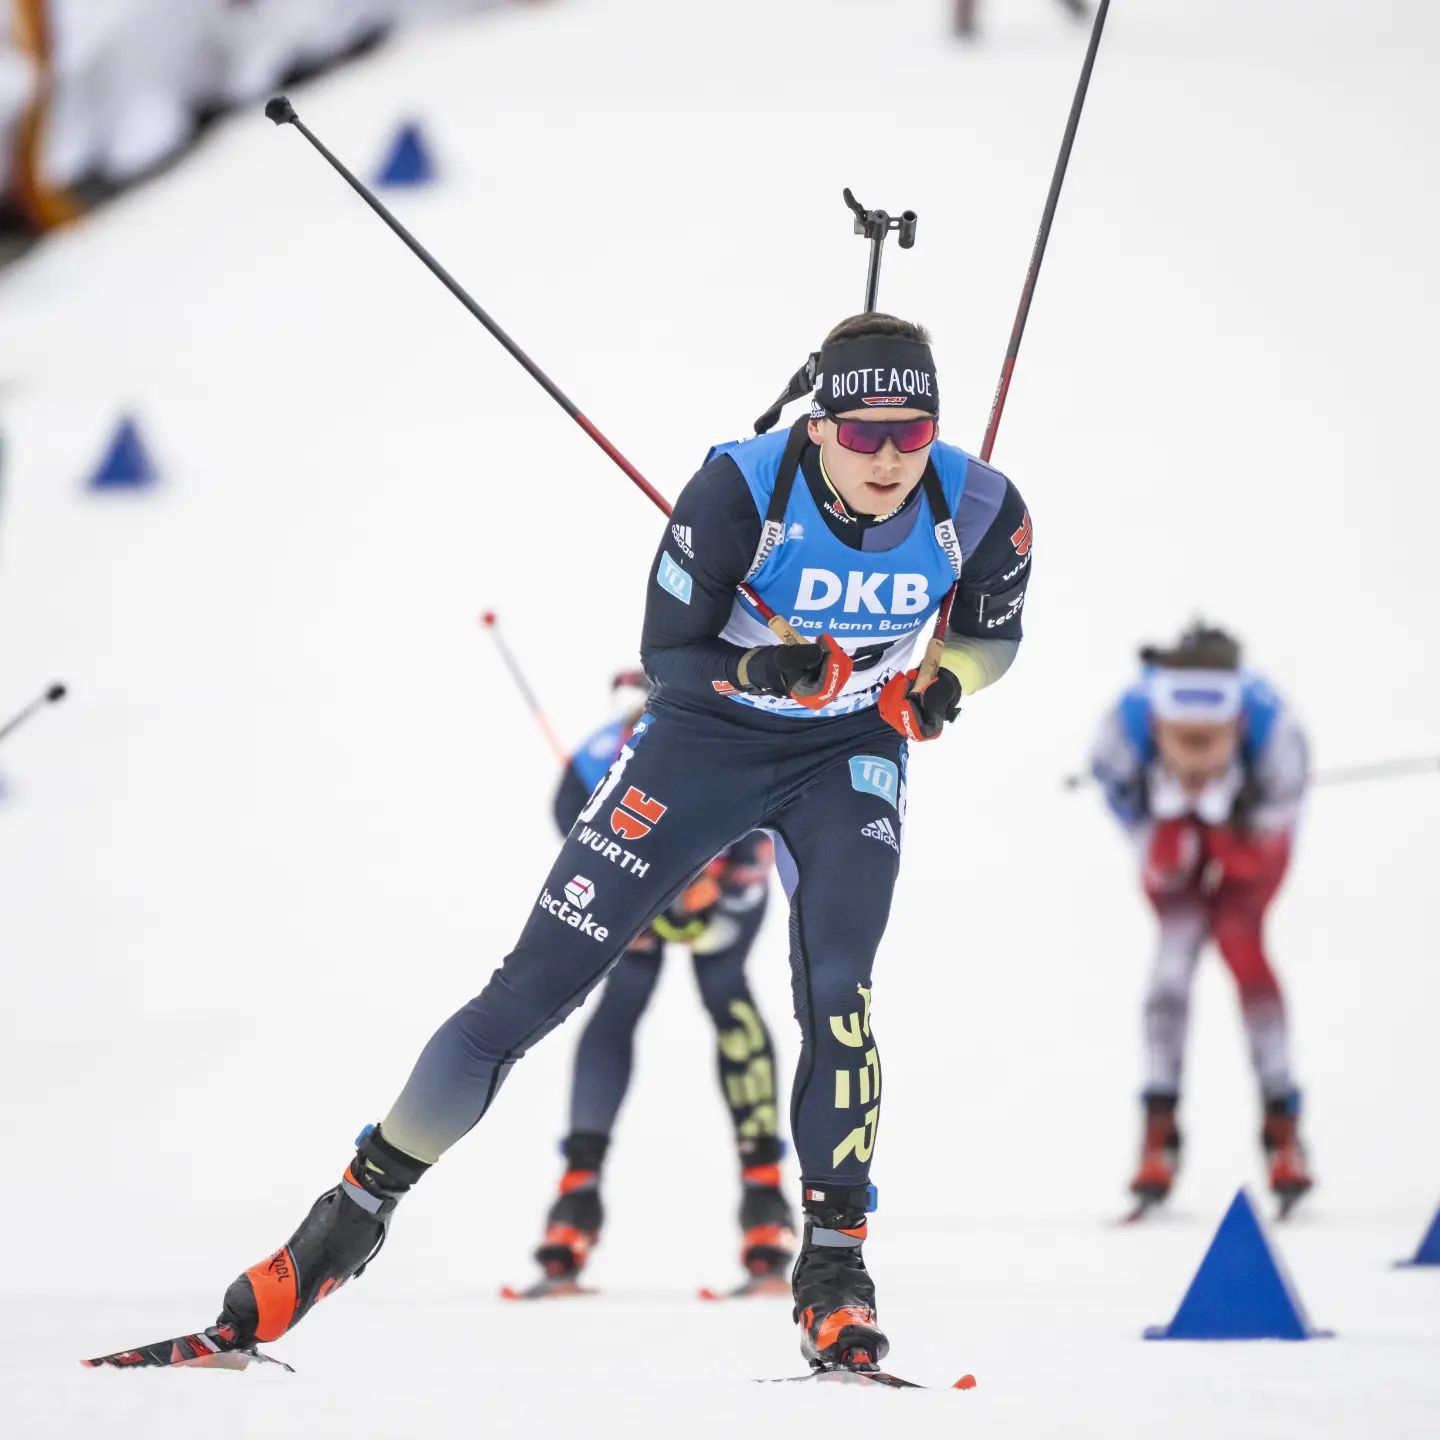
[813,336,939,417]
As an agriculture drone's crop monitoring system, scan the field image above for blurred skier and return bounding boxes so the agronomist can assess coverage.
[1089,623,1314,1216]
[955,0,1089,40]
[518,670,794,1298]
[125,311,1031,1374]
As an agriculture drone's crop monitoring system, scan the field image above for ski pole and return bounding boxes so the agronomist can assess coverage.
[479,612,567,767]
[263,97,804,645]
[1311,755,1440,788]
[1063,753,1440,793]
[0,682,67,746]
[918,0,1113,687]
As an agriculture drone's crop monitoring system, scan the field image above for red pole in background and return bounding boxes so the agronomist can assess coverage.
[479,612,567,767]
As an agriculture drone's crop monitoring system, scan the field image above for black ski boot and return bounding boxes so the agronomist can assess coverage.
[218,1124,428,1345]
[792,1184,887,1368]
[1130,1092,1182,1204]
[738,1140,796,1280]
[535,1132,607,1278]
[1262,1094,1313,1214]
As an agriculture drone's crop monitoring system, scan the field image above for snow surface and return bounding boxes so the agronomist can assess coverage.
[1,0,1438,1435]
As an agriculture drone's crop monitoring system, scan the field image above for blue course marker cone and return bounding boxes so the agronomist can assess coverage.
[1394,1204,1440,1267]
[88,416,158,491]
[1145,1188,1331,1340]
[375,122,436,187]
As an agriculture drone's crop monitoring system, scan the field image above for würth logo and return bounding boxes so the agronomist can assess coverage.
[1010,509,1034,557]
[610,785,668,841]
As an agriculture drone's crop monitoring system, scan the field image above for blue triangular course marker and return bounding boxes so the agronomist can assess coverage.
[1394,1204,1440,1267]
[88,416,158,490]
[375,122,436,187]
[1145,1188,1331,1340]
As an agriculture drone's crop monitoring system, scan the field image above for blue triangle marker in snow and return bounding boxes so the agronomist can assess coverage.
[376,122,436,187]
[88,416,158,490]
[1144,1188,1331,1341]
[1394,1204,1440,1267]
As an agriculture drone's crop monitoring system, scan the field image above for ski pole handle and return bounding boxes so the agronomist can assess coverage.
[0,682,67,746]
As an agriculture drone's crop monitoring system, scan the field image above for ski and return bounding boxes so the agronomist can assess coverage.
[82,1323,294,1373]
[760,1364,977,1391]
[1119,1193,1166,1225]
[499,1277,596,1301]
[1275,1191,1308,1223]
[698,1274,789,1301]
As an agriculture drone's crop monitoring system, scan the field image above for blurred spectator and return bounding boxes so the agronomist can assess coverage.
[955,0,1089,39]
[0,1,516,250]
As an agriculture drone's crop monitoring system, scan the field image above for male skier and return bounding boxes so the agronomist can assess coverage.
[1089,624,1314,1214]
[516,671,793,1297]
[176,313,1031,1370]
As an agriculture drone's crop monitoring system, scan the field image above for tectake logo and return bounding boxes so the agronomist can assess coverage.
[861,816,901,854]
[538,878,610,942]
[984,591,1026,629]
[793,568,930,616]
[670,524,694,558]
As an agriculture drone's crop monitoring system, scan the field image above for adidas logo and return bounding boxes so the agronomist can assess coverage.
[860,817,900,854]
[670,523,694,558]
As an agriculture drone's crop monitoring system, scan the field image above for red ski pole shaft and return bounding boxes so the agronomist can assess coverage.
[479,613,568,767]
[266,98,800,641]
[919,0,1113,686]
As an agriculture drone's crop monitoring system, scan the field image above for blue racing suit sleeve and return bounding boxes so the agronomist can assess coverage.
[1088,705,1148,828]
[639,452,762,697]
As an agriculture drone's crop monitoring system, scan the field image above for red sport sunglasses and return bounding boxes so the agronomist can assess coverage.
[822,412,939,455]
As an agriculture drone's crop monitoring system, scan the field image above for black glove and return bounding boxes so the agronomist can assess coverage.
[878,666,961,742]
[737,638,850,705]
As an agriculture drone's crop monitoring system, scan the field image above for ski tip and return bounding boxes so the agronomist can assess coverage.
[499,1285,523,1301]
[698,1287,723,1301]
[953,1373,978,1390]
[1118,1194,1165,1225]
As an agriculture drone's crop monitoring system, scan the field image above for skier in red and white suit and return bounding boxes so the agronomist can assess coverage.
[1088,624,1314,1212]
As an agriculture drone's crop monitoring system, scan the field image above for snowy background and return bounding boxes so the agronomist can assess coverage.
[1,0,1437,1435]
